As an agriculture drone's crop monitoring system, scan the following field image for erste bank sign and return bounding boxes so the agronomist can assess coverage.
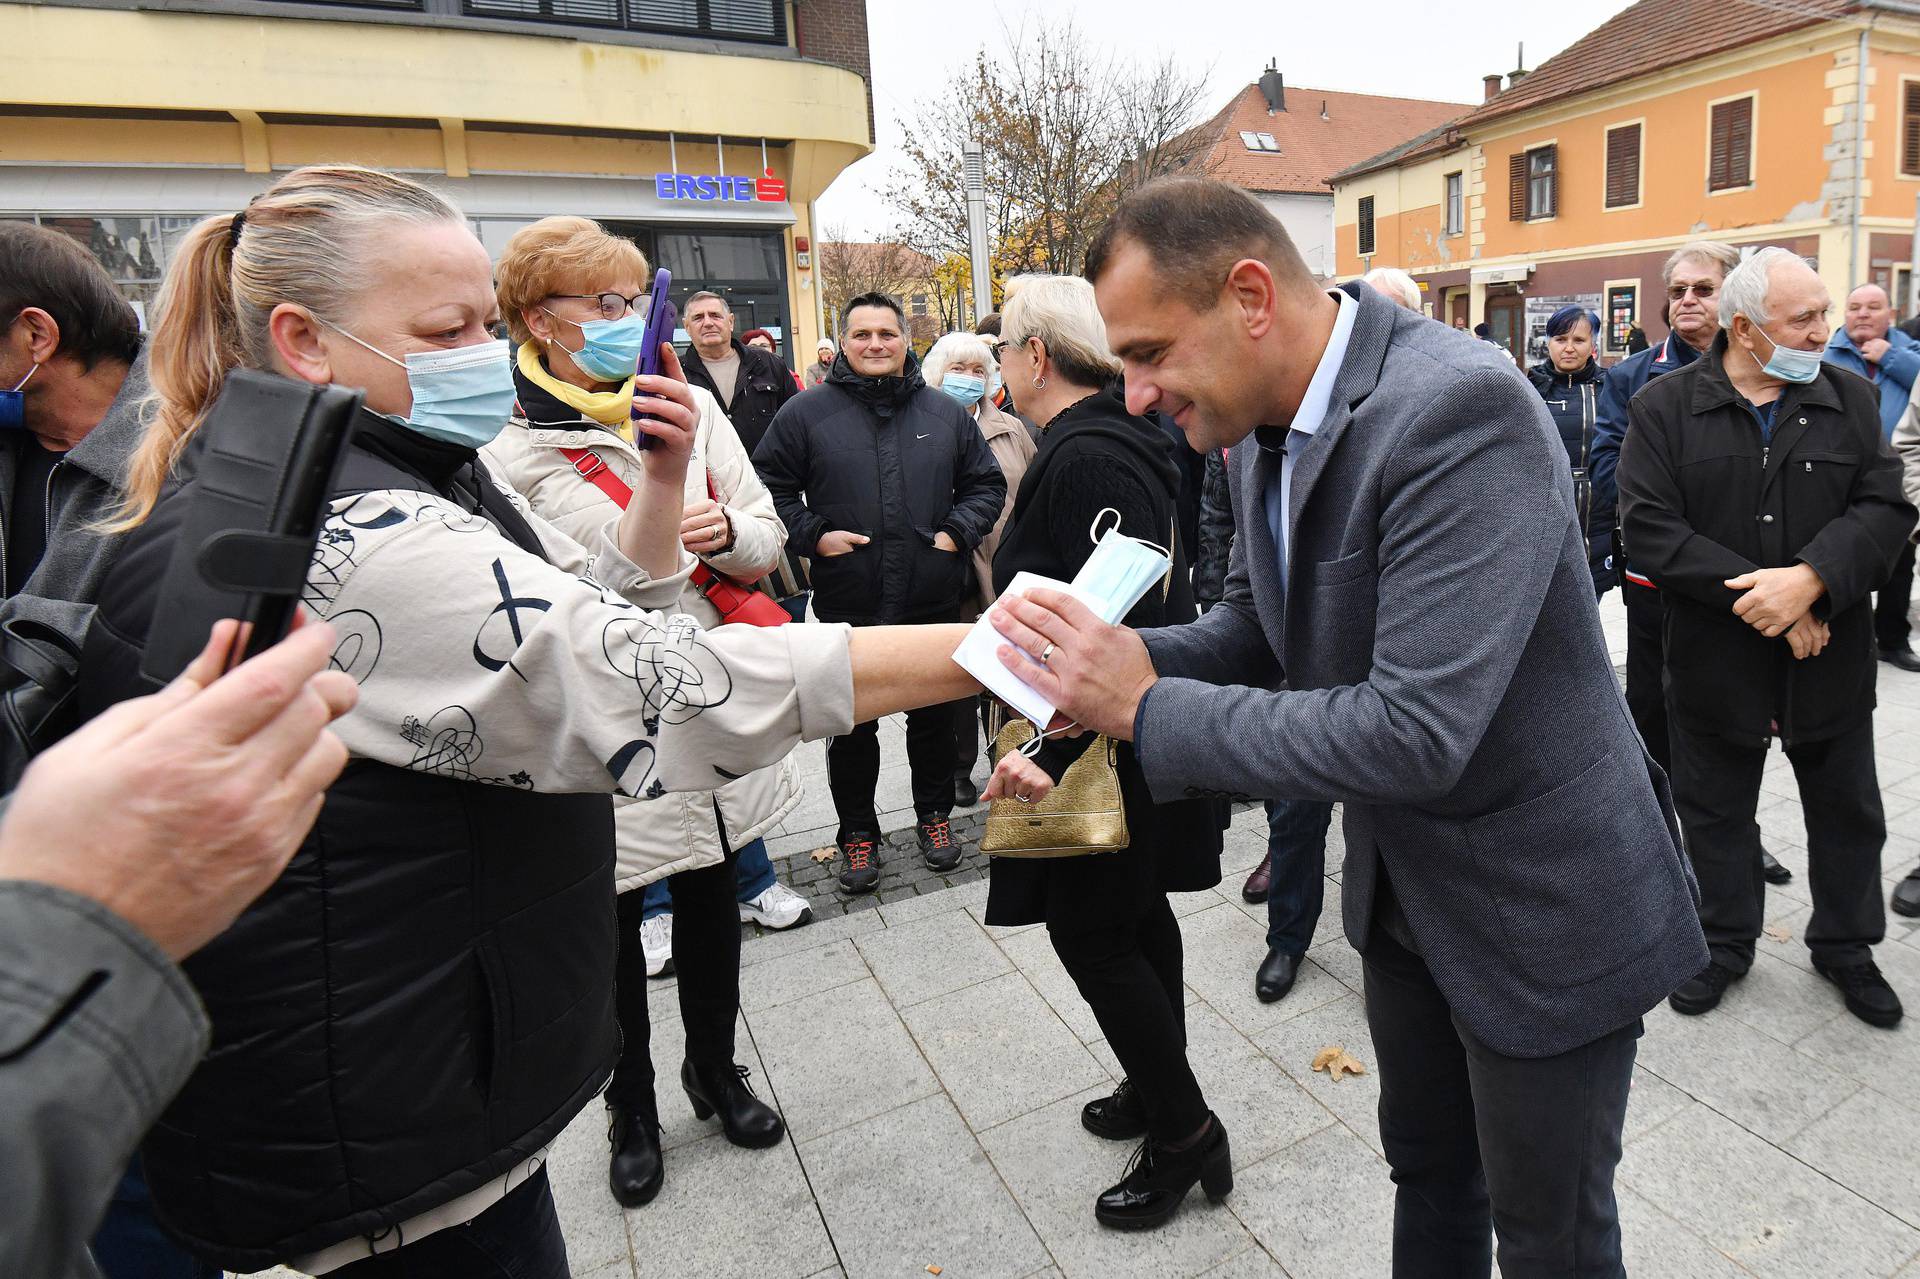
[655,168,788,204]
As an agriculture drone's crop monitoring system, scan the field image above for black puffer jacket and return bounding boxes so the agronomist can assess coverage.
[1192,447,1235,609]
[1528,358,1616,594]
[681,337,798,457]
[752,351,1006,624]
[76,416,618,1270]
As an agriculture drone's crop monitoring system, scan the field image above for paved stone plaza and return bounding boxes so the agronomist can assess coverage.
[253,594,1920,1278]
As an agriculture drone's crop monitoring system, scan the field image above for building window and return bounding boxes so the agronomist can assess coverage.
[1508,145,1557,220]
[1903,81,1920,178]
[1357,195,1376,257]
[459,0,787,43]
[1605,123,1642,209]
[1708,96,1754,191]
[1444,172,1463,236]
[1239,130,1281,152]
[910,293,929,317]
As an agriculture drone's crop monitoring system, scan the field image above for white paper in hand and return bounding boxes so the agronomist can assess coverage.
[951,572,1092,729]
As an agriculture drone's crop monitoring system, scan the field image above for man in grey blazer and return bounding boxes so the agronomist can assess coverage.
[989,178,1707,1277]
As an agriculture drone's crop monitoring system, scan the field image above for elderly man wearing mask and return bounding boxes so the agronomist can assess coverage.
[1620,247,1913,1029]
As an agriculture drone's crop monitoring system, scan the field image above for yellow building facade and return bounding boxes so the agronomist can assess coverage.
[1332,2,1920,365]
[0,0,873,367]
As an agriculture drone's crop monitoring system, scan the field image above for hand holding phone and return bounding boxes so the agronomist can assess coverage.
[629,267,677,451]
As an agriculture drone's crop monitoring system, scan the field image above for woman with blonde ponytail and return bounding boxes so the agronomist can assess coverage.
[74,164,980,1278]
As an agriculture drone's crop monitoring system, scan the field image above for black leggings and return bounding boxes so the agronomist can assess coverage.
[1047,894,1209,1143]
[608,824,742,1110]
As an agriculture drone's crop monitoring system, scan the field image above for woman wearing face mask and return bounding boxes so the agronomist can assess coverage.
[924,331,1036,804]
[1526,306,1616,596]
[74,165,978,1279]
[978,275,1228,1232]
[483,216,810,1211]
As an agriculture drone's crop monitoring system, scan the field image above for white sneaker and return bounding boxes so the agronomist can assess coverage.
[739,881,813,931]
[639,912,674,978]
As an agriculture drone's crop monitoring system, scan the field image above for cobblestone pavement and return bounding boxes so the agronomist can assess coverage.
[247,593,1920,1278]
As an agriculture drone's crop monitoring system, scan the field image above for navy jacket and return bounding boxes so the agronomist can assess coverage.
[1527,358,1615,594]
[1591,333,1702,584]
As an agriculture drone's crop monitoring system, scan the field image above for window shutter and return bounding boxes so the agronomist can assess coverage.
[1606,124,1641,208]
[1509,152,1528,220]
[1904,82,1920,177]
[1710,98,1753,191]
[1357,196,1375,257]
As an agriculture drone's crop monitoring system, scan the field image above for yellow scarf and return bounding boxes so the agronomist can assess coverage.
[516,341,636,440]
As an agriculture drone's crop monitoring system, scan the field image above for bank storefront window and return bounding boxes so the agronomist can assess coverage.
[7,213,201,322]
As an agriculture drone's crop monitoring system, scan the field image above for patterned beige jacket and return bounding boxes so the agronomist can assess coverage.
[483,384,804,893]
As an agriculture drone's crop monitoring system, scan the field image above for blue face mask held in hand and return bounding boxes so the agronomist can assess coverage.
[0,363,37,431]
[546,308,649,382]
[1749,328,1823,385]
[941,372,986,405]
[326,323,518,449]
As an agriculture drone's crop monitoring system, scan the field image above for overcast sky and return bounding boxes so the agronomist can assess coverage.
[815,0,1640,238]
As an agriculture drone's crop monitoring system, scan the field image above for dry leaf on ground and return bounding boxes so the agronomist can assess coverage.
[1763,924,1793,943]
[926,1268,943,1276]
[809,846,836,864]
[1311,1044,1367,1081]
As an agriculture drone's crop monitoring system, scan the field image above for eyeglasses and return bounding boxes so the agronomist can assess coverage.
[991,340,1012,360]
[549,292,647,321]
[1667,282,1717,301]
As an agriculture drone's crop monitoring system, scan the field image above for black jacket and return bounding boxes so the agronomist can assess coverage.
[752,351,1006,625]
[1528,358,1617,594]
[1193,447,1234,608]
[983,387,1223,930]
[681,337,798,457]
[76,414,618,1269]
[1619,333,1915,744]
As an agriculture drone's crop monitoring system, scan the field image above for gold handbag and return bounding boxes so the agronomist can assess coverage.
[980,715,1129,858]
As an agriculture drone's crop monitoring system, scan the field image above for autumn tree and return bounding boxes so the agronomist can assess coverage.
[815,229,930,337]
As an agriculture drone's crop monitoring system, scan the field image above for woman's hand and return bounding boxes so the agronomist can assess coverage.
[983,749,1054,805]
[681,496,732,557]
[634,344,699,485]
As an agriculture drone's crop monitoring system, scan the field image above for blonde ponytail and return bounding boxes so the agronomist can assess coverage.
[108,164,465,530]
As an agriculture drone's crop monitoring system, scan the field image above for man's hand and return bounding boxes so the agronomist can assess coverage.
[933,531,960,553]
[1785,613,1830,660]
[1725,563,1826,637]
[1861,336,1892,365]
[989,587,1156,740]
[680,496,732,557]
[816,530,871,557]
[0,619,357,960]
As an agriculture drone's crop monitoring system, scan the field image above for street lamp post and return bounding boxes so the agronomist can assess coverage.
[963,143,992,325]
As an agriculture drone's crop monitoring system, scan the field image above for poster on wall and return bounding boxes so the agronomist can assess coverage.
[1523,292,1603,366]
[1605,285,1639,354]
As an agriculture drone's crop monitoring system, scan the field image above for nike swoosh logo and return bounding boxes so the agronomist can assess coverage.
[915,433,930,439]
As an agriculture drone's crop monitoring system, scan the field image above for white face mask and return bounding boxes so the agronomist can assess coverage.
[1072,507,1171,625]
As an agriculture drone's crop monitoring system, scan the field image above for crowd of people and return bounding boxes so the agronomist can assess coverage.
[0,163,1916,1279]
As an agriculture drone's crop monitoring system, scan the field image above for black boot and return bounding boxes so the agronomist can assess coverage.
[1081,1077,1148,1140]
[1094,1113,1232,1230]
[682,1059,785,1149]
[606,1101,664,1208]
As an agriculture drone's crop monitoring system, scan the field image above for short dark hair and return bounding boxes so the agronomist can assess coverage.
[1545,305,1599,340]
[1473,322,1492,339]
[0,223,141,369]
[1085,177,1312,309]
[684,290,728,313]
[842,292,905,328]
[974,311,1002,337]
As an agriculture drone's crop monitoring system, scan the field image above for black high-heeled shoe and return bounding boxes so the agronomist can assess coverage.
[606,1101,664,1207]
[1094,1113,1232,1230]
[682,1058,785,1149]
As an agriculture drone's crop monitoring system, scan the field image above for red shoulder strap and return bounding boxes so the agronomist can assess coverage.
[560,447,633,508]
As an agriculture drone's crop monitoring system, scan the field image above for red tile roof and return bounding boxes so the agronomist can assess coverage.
[1189,81,1468,196]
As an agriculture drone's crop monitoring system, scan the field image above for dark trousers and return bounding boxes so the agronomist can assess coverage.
[1264,798,1333,956]
[609,826,743,1108]
[1048,895,1209,1144]
[1668,718,1886,972]
[827,706,956,838]
[954,696,986,778]
[90,1161,218,1279]
[1622,579,1670,774]
[331,1165,567,1279]
[1874,541,1916,652]
[1364,928,1640,1279]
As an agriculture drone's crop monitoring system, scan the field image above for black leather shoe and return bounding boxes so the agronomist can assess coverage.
[682,1059,785,1148]
[1081,1078,1148,1141]
[606,1102,664,1207]
[954,774,980,808]
[1893,867,1920,918]
[1241,852,1273,903]
[1761,849,1792,885]
[1254,948,1301,1004]
[1815,958,1905,1028]
[1094,1113,1232,1230]
[1668,961,1741,1015]
[1880,645,1920,673]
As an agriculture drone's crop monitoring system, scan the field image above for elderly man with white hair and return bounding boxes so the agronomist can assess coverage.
[1360,266,1422,311]
[1620,246,1914,1029]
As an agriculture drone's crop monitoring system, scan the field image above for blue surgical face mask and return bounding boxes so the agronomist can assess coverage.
[987,362,1004,401]
[0,363,36,431]
[1070,508,1171,625]
[1750,326,1824,385]
[326,322,517,448]
[545,308,648,382]
[941,371,986,405]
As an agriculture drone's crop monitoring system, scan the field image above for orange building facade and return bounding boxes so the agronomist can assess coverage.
[1331,0,1920,365]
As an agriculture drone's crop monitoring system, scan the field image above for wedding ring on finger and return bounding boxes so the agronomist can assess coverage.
[1039,642,1055,666]
[1015,793,1034,804]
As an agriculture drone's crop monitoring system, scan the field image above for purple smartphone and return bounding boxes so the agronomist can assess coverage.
[629,267,676,449]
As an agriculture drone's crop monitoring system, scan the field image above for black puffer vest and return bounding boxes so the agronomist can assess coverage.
[77,412,618,1271]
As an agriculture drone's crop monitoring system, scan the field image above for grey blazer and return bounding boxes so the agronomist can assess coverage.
[1135,285,1706,1059]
